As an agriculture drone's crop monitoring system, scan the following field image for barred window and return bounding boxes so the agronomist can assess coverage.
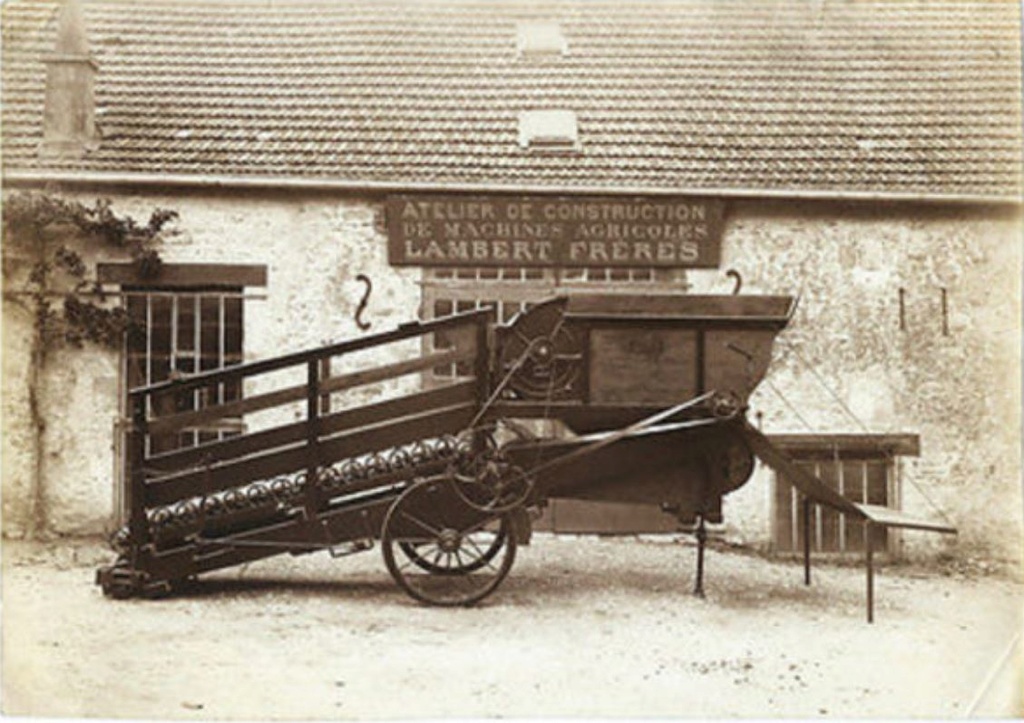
[774,456,890,554]
[769,435,919,554]
[125,288,245,454]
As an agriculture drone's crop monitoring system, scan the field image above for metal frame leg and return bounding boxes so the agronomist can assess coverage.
[693,514,707,598]
[866,522,875,624]
[803,497,812,586]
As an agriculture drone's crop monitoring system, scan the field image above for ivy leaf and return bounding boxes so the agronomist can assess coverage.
[5,191,176,353]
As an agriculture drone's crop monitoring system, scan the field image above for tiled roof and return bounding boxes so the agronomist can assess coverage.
[2,0,1022,200]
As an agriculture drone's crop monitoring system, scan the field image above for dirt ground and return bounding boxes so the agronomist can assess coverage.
[2,534,1021,720]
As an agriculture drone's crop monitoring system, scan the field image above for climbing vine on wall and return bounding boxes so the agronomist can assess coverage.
[2,191,178,354]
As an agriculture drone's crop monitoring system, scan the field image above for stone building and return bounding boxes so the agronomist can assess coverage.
[2,0,1022,566]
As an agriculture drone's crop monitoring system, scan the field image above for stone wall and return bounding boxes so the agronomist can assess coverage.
[695,200,1022,566]
[2,188,1020,568]
[1,188,421,538]
[2,211,130,536]
[1,296,37,538]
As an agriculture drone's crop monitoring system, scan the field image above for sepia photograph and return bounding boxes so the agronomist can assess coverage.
[1,0,1022,718]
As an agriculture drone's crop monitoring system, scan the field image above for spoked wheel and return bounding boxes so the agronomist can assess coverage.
[398,526,505,574]
[382,477,516,606]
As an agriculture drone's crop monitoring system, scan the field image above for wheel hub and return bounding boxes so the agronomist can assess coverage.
[529,338,554,365]
[438,528,462,553]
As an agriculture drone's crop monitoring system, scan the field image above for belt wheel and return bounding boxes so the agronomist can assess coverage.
[382,477,516,607]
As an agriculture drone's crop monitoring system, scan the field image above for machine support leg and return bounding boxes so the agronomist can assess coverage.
[127,394,150,550]
[304,359,323,520]
[693,514,707,598]
[866,522,875,624]
[802,498,812,586]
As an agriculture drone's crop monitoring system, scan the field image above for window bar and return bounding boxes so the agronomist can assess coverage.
[814,461,823,551]
[144,293,153,458]
[168,294,184,446]
[790,482,799,551]
[218,294,226,440]
[802,495,812,585]
[169,294,179,376]
[838,460,846,551]
[890,460,898,554]
[193,294,201,446]
[860,460,870,552]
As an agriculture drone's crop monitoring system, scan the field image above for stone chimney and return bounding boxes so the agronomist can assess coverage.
[40,0,98,158]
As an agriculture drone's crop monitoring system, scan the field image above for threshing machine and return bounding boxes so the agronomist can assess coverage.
[98,291,954,619]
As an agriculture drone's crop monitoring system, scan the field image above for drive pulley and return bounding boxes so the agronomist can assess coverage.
[497,298,583,400]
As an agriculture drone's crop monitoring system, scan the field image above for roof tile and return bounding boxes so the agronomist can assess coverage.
[2,0,1021,198]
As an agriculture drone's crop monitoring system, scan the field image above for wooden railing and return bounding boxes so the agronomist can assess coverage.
[124,307,494,547]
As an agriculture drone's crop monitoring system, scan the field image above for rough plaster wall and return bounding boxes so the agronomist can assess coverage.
[101,191,419,359]
[3,213,143,536]
[1,189,420,536]
[38,343,120,533]
[1,300,37,537]
[104,192,421,434]
[690,201,1023,566]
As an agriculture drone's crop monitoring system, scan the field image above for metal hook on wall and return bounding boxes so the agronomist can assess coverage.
[726,268,743,295]
[354,274,372,330]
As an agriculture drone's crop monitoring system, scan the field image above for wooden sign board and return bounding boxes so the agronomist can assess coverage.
[387,194,724,268]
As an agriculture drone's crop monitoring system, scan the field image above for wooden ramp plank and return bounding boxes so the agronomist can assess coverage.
[744,421,957,535]
[742,421,865,517]
[855,503,957,534]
